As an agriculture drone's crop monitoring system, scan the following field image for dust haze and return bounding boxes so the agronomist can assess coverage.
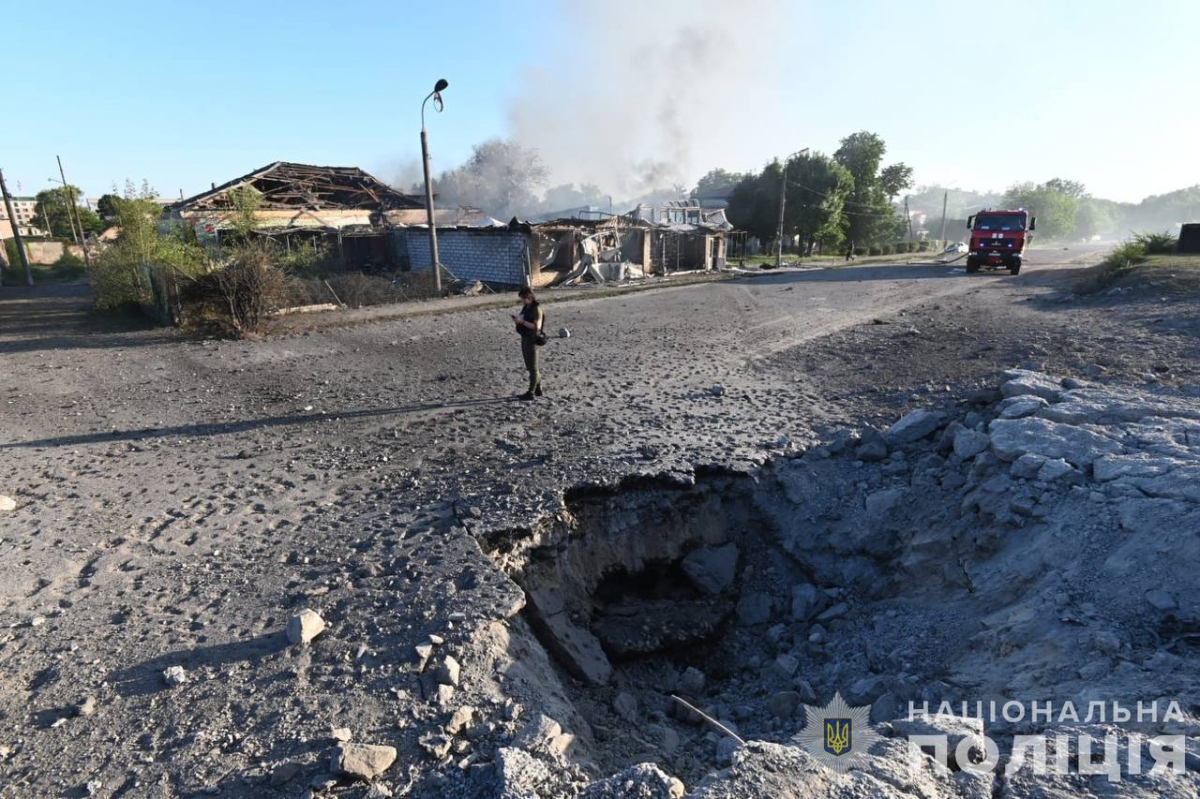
[508,0,785,199]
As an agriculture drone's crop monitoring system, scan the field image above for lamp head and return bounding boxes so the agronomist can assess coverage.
[434,78,448,92]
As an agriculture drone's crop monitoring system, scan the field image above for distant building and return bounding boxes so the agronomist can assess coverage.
[0,196,47,238]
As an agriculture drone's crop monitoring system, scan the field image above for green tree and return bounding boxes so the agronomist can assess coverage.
[1043,178,1087,199]
[880,163,914,203]
[226,185,262,238]
[97,193,121,220]
[834,131,898,245]
[1004,181,1079,239]
[691,168,746,198]
[726,164,781,245]
[33,186,84,238]
[784,152,854,254]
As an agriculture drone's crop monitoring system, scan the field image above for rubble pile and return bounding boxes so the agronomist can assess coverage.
[471,370,1200,796]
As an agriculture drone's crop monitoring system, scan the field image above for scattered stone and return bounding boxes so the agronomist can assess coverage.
[613,692,638,722]
[434,684,456,706]
[816,602,849,622]
[772,654,799,679]
[333,743,398,779]
[885,410,946,444]
[417,732,453,760]
[790,583,823,621]
[768,691,801,720]
[270,762,303,787]
[681,543,738,596]
[428,634,444,645]
[286,608,326,645]
[1145,589,1177,612]
[331,727,352,742]
[432,655,461,686]
[854,429,888,462]
[735,592,772,625]
[0,496,16,512]
[446,706,476,735]
[162,666,188,687]
[678,667,706,695]
[580,763,685,798]
[75,697,96,717]
[558,328,571,339]
[952,428,990,460]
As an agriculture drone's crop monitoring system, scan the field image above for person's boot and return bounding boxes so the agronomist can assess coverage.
[534,385,544,397]
[519,391,535,401]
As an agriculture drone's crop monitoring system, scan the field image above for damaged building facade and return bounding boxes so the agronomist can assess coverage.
[401,201,732,289]
[165,161,428,271]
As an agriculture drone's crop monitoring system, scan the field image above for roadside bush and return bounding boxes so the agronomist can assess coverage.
[853,247,867,257]
[917,240,931,252]
[183,244,287,337]
[1132,231,1175,255]
[868,245,883,256]
[280,239,338,278]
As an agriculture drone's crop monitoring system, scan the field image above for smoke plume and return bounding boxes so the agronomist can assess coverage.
[508,0,786,201]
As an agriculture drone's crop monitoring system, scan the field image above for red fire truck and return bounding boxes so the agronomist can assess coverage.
[965,209,1036,275]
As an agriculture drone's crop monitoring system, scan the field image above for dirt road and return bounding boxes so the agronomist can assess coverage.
[2,244,1196,796]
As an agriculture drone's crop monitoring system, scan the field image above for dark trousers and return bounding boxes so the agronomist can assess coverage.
[521,336,541,393]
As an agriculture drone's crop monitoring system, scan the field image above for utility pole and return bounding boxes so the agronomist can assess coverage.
[775,147,809,268]
[939,190,948,247]
[904,196,915,242]
[1,168,34,285]
[57,155,91,267]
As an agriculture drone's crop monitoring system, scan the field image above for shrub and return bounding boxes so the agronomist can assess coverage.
[91,247,150,309]
[1131,231,1175,255]
[184,244,287,336]
[868,245,883,256]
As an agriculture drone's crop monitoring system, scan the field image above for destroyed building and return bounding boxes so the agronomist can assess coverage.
[165,161,426,270]
[399,202,734,290]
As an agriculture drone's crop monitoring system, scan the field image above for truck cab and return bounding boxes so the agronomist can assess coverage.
[965,210,1035,275]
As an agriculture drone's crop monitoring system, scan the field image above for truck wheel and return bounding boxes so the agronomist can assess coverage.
[1008,258,1022,275]
[966,257,980,274]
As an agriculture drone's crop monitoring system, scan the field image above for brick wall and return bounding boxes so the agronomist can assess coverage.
[401,229,530,286]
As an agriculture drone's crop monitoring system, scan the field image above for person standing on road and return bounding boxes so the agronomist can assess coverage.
[845,240,856,262]
[511,286,545,400]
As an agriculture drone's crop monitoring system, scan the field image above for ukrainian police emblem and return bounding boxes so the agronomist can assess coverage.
[797,692,881,774]
[824,717,852,756]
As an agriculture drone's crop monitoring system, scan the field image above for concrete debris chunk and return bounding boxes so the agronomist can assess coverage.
[286,608,326,645]
[885,409,946,443]
[445,705,476,735]
[580,762,685,798]
[735,592,772,626]
[162,665,188,687]
[678,667,706,695]
[417,731,453,760]
[432,655,461,686]
[613,691,638,722]
[0,496,16,512]
[333,742,398,779]
[681,543,738,596]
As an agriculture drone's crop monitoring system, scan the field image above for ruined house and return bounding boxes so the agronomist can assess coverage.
[165,162,426,270]
[397,201,734,289]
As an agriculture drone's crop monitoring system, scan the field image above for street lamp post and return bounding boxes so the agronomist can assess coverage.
[775,147,809,268]
[421,78,449,291]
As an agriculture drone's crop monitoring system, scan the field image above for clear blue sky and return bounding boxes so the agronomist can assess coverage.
[3,0,1197,204]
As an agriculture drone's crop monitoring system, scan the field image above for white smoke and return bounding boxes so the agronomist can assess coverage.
[507,0,788,198]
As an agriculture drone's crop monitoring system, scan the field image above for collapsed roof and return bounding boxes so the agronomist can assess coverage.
[172,162,424,212]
